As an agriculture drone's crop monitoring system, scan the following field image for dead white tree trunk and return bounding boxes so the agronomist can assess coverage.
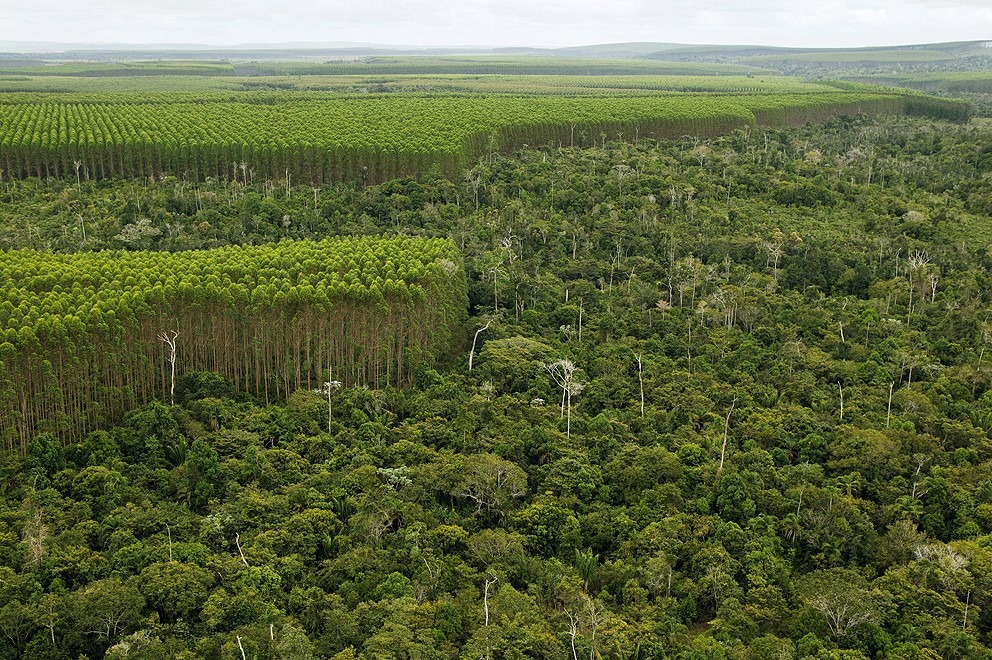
[635,353,645,417]
[547,359,582,438]
[887,381,894,428]
[469,317,494,372]
[718,395,737,473]
[565,610,580,660]
[158,329,180,405]
[483,575,498,627]
[235,532,249,568]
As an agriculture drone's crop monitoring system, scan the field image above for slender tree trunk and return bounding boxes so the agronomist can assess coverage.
[469,318,493,372]
[718,395,737,473]
[887,381,894,428]
[158,329,179,405]
[636,353,645,417]
[838,382,844,421]
[483,576,497,627]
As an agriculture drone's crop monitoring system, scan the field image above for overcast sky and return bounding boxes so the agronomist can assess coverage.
[2,0,990,50]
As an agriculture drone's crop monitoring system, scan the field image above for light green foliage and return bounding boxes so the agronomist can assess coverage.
[0,87,949,183]
[0,236,467,448]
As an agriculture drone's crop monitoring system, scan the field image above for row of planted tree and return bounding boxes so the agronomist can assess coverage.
[0,236,468,450]
[0,90,968,184]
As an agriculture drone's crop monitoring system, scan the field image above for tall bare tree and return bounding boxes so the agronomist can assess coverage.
[547,359,582,438]
[158,329,180,405]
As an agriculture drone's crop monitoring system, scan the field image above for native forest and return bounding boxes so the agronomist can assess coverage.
[2,40,992,660]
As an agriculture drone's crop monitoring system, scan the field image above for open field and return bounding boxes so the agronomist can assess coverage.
[0,73,840,96]
[233,55,769,77]
[0,60,238,77]
[850,71,992,95]
[743,49,959,66]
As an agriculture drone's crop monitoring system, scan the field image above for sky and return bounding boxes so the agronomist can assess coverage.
[1,0,990,50]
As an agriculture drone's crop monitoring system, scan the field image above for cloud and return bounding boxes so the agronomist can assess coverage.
[0,0,988,48]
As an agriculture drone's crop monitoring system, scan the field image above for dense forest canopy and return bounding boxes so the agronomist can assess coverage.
[1,110,992,658]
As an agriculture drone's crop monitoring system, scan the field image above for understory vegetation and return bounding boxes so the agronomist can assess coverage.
[2,114,992,659]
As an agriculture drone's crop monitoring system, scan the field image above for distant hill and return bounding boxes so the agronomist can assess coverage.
[0,39,988,68]
[553,42,684,58]
[0,40,691,62]
[645,41,992,68]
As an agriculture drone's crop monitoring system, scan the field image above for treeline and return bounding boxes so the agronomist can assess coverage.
[234,56,761,77]
[0,237,467,450]
[0,62,238,78]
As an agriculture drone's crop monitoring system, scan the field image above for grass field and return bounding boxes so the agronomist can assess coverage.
[0,73,853,96]
[0,60,237,77]
[234,55,769,77]
[743,49,959,66]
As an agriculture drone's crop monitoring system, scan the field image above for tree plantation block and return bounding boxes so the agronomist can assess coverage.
[0,90,967,184]
[0,236,468,449]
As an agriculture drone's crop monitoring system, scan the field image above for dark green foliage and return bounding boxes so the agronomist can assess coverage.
[176,371,236,405]
[771,180,836,207]
[2,114,992,658]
